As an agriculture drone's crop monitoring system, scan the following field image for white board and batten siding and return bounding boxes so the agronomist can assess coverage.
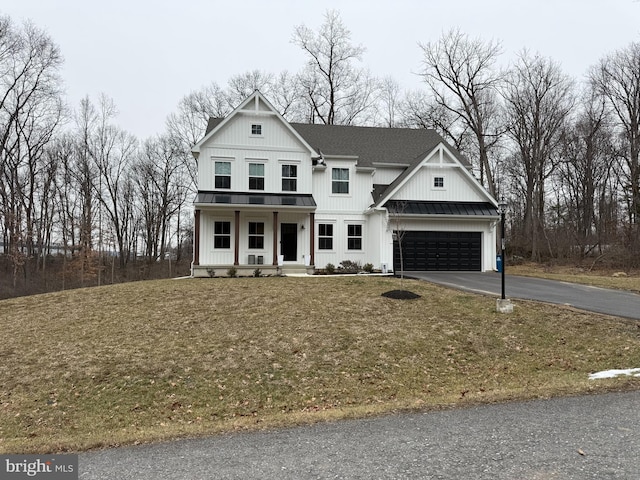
[391,148,488,204]
[312,157,377,269]
[198,113,313,194]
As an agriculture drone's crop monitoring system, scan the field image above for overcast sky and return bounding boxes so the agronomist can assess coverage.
[2,0,639,139]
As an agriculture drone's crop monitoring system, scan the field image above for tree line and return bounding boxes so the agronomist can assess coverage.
[2,10,639,295]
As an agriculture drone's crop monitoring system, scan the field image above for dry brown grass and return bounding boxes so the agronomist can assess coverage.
[1,276,639,453]
[508,262,640,293]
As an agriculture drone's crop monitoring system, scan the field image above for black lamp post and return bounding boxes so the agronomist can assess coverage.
[498,198,508,300]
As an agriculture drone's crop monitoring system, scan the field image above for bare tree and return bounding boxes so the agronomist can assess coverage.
[226,70,275,106]
[270,70,305,121]
[387,201,408,281]
[590,42,640,226]
[134,135,189,262]
[0,16,64,287]
[165,82,231,188]
[85,95,138,268]
[399,89,473,154]
[419,28,504,197]
[556,86,617,258]
[292,9,379,125]
[378,76,401,127]
[502,51,575,260]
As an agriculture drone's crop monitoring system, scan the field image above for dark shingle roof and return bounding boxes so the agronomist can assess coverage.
[290,123,471,169]
[203,119,472,169]
[205,117,223,134]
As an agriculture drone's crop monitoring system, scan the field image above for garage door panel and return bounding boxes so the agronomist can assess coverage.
[394,231,481,271]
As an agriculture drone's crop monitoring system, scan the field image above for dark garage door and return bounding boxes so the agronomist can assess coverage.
[393,231,482,271]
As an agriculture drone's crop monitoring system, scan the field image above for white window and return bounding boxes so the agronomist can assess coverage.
[347,224,362,250]
[433,176,445,188]
[249,163,264,190]
[318,224,333,250]
[214,221,231,249]
[215,161,231,189]
[282,164,297,192]
[332,168,349,194]
[251,124,262,135]
[248,222,264,249]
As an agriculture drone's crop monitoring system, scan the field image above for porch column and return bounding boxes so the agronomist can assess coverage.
[272,211,279,265]
[193,209,200,265]
[309,212,315,267]
[234,210,240,266]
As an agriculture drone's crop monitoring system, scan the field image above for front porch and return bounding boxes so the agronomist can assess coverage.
[191,192,318,277]
[192,262,313,278]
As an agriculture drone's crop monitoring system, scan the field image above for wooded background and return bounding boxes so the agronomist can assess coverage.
[2,10,639,298]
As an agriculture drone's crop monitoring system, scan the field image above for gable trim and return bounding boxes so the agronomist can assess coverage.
[376,143,497,208]
[191,90,319,157]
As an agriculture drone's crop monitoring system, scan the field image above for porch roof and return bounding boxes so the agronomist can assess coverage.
[385,201,499,217]
[195,191,317,209]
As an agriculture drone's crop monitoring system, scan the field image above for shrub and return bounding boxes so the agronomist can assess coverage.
[325,263,335,274]
[206,268,216,278]
[339,260,361,273]
[253,268,262,278]
[363,263,374,273]
[227,266,238,278]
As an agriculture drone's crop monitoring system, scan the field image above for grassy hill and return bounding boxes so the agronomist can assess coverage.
[1,275,639,453]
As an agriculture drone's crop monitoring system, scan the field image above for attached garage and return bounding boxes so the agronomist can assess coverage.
[393,231,482,271]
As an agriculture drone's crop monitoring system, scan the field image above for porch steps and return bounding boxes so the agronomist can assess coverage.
[280,264,311,276]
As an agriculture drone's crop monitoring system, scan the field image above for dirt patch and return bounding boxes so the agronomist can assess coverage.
[381,289,421,300]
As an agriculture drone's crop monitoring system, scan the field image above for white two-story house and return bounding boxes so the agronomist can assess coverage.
[191,90,500,276]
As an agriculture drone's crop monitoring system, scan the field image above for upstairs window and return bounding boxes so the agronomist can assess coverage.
[214,221,231,248]
[332,168,349,194]
[249,163,265,190]
[215,161,231,189]
[347,224,362,250]
[433,176,445,188]
[251,124,262,135]
[318,224,333,250]
[248,222,264,249]
[282,164,297,192]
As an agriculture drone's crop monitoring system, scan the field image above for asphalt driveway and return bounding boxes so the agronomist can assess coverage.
[405,271,640,321]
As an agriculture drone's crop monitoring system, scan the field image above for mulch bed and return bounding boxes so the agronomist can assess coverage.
[381,290,421,300]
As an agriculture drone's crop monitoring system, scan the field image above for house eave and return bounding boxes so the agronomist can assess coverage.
[388,213,500,221]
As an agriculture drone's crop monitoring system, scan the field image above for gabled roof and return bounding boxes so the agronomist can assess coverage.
[196,92,471,171]
[205,117,223,135]
[289,123,472,169]
[193,91,494,209]
[374,141,495,208]
[192,90,317,157]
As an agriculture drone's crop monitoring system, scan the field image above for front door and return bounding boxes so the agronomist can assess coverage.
[280,223,298,261]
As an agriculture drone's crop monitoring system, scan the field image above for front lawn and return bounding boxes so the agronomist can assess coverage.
[1,276,639,453]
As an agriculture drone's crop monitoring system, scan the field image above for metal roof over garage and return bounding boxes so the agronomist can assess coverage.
[385,201,498,216]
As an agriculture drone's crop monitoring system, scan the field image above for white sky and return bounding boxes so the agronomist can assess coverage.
[2,0,639,139]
